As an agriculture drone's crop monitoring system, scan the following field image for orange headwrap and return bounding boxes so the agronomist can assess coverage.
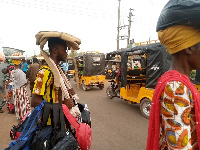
[12,59,21,65]
[158,25,200,54]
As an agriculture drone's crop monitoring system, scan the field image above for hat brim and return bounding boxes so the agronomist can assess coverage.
[35,31,81,50]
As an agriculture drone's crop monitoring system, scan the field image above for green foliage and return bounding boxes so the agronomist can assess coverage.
[191,70,196,80]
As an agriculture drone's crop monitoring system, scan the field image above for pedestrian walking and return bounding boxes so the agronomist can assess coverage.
[27,57,39,95]
[0,57,8,113]
[21,59,28,76]
[11,59,30,120]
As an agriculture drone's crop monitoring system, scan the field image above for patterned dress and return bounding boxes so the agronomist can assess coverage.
[11,69,30,120]
[159,81,198,150]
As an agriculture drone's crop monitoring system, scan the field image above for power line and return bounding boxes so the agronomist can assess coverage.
[1,0,159,27]
[0,0,117,20]
[1,1,156,29]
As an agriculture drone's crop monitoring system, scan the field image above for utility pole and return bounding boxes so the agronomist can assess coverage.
[117,0,121,50]
[127,8,134,48]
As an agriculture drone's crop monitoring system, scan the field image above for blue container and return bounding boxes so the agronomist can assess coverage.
[9,84,12,91]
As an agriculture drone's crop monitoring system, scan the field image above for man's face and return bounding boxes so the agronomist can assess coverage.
[56,44,68,61]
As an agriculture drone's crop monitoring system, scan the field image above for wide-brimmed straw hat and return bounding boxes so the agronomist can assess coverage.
[35,31,81,50]
[35,31,81,88]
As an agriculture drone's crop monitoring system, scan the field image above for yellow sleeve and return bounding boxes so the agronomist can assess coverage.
[32,67,53,95]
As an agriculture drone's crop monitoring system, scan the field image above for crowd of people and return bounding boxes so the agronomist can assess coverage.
[0,44,78,120]
[2,0,200,149]
[0,57,40,120]
[2,32,90,149]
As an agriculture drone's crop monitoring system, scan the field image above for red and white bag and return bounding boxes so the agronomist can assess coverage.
[62,104,92,150]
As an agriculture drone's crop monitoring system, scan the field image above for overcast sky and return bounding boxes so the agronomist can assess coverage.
[0,0,169,57]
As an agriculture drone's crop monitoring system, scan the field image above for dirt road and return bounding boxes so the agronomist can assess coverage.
[0,79,149,150]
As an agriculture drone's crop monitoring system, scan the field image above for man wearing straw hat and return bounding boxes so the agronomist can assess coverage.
[31,31,82,123]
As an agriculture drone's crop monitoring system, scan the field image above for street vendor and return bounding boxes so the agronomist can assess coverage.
[32,37,74,108]
[147,0,200,150]
[31,31,82,124]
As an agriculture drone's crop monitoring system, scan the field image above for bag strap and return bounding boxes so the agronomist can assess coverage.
[62,104,80,131]
[59,106,66,135]
[52,103,60,128]
[40,102,52,128]
[51,103,66,145]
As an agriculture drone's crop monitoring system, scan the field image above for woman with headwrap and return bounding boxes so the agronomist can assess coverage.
[11,59,30,120]
[147,1,200,150]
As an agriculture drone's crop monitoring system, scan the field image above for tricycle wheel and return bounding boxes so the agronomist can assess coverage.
[140,98,151,119]
[99,84,104,89]
[106,86,114,99]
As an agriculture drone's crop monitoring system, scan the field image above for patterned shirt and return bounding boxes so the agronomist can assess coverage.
[32,65,58,103]
[159,81,198,150]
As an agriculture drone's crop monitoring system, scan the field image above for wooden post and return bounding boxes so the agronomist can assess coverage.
[70,47,79,89]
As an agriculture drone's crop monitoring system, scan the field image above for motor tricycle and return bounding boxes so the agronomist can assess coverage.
[76,51,106,91]
[106,43,172,118]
